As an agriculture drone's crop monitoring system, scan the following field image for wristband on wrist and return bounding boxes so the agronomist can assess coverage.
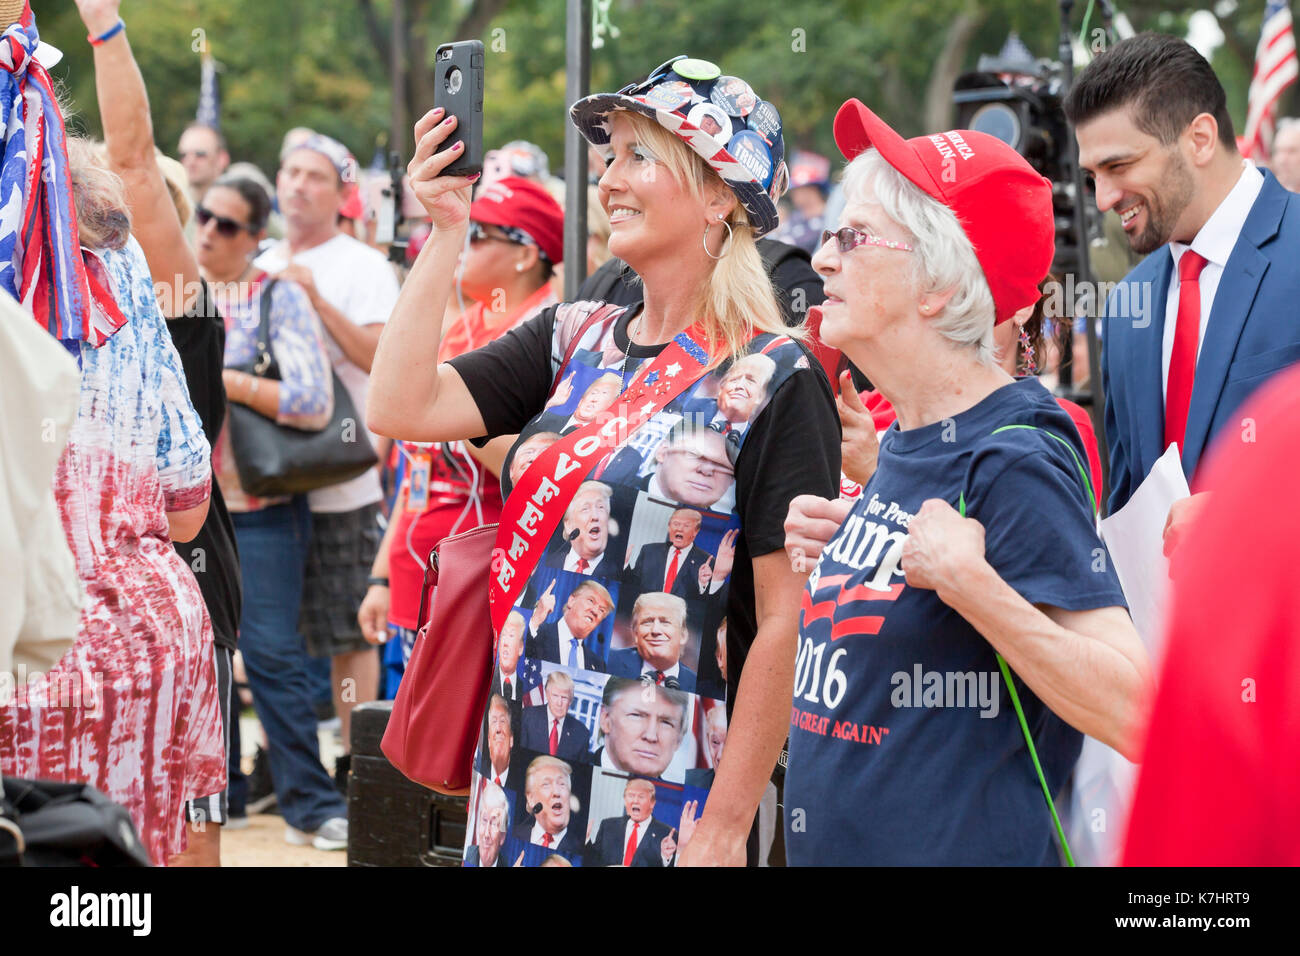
[367,576,389,588]
[88,19,126,46]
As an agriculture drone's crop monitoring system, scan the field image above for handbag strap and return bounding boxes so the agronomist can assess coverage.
[249,277,280,379]
[957,421,1095,868]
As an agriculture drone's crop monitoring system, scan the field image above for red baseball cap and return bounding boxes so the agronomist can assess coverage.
[469,176,564,265]
[833,99,1054,323]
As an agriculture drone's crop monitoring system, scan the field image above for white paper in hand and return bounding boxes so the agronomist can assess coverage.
[1066,443,1189,866]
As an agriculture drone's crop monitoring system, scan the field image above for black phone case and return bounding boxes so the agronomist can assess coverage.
[433,40,484,177]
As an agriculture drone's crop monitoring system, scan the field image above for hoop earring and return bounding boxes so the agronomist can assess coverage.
[702,216,734,260]
[1019,326,1037,375]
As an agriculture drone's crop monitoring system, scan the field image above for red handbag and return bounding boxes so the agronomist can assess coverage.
[381,523,498,796]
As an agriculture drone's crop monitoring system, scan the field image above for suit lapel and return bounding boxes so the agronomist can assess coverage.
[1130,256,1172,479]
[1182,177,1283,473]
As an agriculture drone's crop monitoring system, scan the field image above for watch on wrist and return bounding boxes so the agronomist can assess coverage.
[367,576,389,588]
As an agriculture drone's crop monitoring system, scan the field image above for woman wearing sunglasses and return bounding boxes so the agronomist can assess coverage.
[358,177,562,695]
[195,173,349,848]
[779,101,1149,866]
[370,57,839,866]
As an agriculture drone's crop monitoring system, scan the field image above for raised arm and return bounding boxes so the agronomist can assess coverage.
[367,109,485,442]
[76,0,199,317]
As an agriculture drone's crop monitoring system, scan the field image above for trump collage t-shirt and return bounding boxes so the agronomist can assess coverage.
[448,300,838,867]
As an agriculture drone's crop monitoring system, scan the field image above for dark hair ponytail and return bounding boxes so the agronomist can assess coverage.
[211,174,273,232]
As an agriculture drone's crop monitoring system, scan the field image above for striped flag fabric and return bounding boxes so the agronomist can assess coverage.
[1243,0,1299,161]
[196,49,221,129]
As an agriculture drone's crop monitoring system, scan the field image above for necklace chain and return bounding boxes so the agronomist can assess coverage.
[621,311,643,388]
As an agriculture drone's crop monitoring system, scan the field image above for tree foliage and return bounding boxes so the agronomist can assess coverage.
[36,0,1291,183]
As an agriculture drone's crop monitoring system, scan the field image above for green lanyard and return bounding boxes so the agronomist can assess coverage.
[957,424,1095,868]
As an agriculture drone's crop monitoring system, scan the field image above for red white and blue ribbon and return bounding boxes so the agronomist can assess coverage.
[0,17,126,347]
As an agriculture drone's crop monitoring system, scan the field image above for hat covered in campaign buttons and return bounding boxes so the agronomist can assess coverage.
[832,98,1054,323]
[570,55,788,236]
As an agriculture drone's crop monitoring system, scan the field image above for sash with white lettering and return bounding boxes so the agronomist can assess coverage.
[489,325,712,634]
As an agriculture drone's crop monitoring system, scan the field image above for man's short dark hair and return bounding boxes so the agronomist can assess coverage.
[1064,33,1236,150]
[182,122,228,154]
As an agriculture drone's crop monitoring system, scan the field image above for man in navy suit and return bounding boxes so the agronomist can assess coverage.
[626,508,714,601]
[527,578,613,672]
[543,480,618,578]
[464,780,509,867]
[519,670,592,762]
[586,777,678,866]
[1067,35,1300,540]
[509,755,584,858]
[607,592,697,693]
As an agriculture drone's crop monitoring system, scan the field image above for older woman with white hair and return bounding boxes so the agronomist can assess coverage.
[780,101,1149,866]
[370,56,840,867]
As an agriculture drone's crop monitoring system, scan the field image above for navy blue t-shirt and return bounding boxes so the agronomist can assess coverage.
[783,378,1127,866]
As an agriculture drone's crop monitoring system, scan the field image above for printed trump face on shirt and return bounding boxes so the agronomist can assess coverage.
[623,777,657,823]
[600,681,688,779]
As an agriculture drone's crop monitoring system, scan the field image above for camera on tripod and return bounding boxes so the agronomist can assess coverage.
[952,35,1097,280]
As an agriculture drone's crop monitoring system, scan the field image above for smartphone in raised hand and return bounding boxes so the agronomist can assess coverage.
[433,40,484,178]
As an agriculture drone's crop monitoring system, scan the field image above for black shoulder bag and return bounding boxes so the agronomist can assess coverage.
[226,278,378,498]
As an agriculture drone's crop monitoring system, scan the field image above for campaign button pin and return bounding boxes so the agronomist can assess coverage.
[710,75,758,117]
[727,130,773,188]
[687,102,733,142]
[672,58,722,82]
[640,80,693,112]
[747,100,782,146]
[768,160,790,201]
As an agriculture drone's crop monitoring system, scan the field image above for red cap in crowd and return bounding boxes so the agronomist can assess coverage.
[469,176,564,264]
[833,98,1054,323]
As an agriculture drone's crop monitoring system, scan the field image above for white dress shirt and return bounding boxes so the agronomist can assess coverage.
[1162,161,1264,400]
[489,764,510,788]
[497,667,519,700]
[563,546,604,574]
[530,822,568,848]
[640,660,681,682]
[556,618,587,669]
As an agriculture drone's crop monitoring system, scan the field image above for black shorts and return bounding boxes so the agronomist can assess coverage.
[300,503,382,658]
[185,645,233,826]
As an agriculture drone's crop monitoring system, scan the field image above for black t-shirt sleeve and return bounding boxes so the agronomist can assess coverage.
[164,279,226,446]
[735,362,841,557]
[445,306,557,438]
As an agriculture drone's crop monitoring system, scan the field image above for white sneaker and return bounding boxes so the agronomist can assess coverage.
[284,817,348,851]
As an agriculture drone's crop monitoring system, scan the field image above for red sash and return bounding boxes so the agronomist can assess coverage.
[489,324,712,633]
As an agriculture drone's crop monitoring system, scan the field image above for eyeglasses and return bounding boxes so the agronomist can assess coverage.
[195,206,255,238]
[820,226,914,255]
[468,221,520,246]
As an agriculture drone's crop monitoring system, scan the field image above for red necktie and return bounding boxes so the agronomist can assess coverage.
[1166,250,1208,454]
[503,677,512,699]
[654,670,665,685]
[623,821,639,866]
[548,718,559,755]
[576,557,589,574]
[541,832,552,848]
[664,548,680,592]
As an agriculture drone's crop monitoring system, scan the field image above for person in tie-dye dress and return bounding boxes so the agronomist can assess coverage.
[0,144,224,865]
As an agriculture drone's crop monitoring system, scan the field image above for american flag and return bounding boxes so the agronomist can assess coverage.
[1243,0,1299,161]
[196,50,222,129]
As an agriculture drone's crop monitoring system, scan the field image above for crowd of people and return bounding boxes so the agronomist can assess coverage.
[2,0,1297,868]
